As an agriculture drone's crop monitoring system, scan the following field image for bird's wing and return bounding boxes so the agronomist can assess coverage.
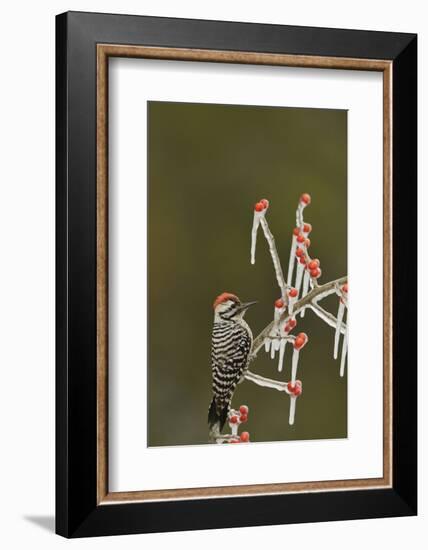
[211,326,252,413]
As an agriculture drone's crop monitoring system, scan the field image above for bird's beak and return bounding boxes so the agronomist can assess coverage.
[237,300,258,313]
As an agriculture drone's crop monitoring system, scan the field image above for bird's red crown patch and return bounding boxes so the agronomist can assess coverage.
[213,292,240,310]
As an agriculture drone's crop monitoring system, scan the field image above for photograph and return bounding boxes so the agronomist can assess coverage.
[147,101,348,446]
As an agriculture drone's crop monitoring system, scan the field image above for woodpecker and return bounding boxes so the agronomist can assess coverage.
[208,292,256,441]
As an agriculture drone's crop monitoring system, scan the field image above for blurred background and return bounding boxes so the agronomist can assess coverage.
[148,101,347,446]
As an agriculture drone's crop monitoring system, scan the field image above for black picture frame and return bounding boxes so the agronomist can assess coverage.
[56,11,417,538]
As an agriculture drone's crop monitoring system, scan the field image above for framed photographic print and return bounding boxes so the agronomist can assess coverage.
[56,11,417,537]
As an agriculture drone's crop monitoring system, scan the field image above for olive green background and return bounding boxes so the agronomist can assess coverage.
[148,101,347,446]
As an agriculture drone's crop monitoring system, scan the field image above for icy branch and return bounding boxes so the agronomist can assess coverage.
[295,200,306,228]
[217,193,348,440]
[334,283,349,375]
[244,370,291,393]
[287,235,297,286]
[259,216,288,299]
[309,303,347,335]
[251,275,348,356]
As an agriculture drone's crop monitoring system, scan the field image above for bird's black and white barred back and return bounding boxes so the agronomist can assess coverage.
[208,292,255,441]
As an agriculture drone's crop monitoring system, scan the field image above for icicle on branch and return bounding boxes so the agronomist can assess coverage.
[309,303,347,334]
[334,301,345,359]
[340,328,348,378]
[286,333,307,424]
[250,203,264,265]
[333,282,349,376]
[251,199,289,301]
[278,339,287,372]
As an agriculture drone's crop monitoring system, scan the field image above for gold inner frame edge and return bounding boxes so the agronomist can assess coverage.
[96,44,393,505]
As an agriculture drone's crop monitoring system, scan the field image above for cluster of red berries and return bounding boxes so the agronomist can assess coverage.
[293,217,322,279]
[287,380,302,396]
[293,332,308,350]
[293,225,312,246]
[229,404,249,425]
[254,198,269,212]
[296,248,322,279]
[307,258,321,279]
[284,318,297,333]
[228,406,250,443]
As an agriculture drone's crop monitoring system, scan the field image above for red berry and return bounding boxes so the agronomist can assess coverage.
[308,259,320,270]
[295,248,304,258]
[293,227,300,236]
[260,198,269,209]
[240,414,248,423]
[294,333,308,350]
[239,405,249,415]
[288,288,298,298]
[293,381,303,396]
[300,193,311,205]
[285,319,297,333]
[297,234,306,244]
[240,432,250,443]
[299,256,307,265]
[305,238,311,247]
[294,337,304,349]
[275,298,284,309]
[287,380,302,396]
[310,267,321,278]
[342,283,348,293]
[303,223,312,233]
[254,202,264,212]
[229,415,239,424]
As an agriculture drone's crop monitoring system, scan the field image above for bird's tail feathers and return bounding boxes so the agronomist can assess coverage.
[208,398,228,442]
